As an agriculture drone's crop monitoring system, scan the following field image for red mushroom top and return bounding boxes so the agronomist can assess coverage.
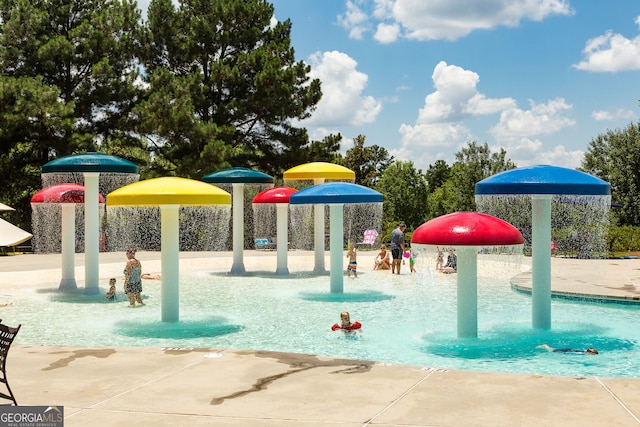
[253,186,298,204]
[31,184,105,204]
[411,212,524,246]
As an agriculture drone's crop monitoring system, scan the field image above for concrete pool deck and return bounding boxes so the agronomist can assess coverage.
[1,251,640,426]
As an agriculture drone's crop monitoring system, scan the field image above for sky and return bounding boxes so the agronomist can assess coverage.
[136,1,640,172]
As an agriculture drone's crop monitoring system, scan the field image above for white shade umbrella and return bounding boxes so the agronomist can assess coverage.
[0,218,32,247]
[0,203,15,211]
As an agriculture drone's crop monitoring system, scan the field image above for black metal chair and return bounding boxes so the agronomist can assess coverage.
[0,322,21,405]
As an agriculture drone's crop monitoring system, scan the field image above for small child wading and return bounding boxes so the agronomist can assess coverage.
[105,278,116,302]
[346,245,357,278]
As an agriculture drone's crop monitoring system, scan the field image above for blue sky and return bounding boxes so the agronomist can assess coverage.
[138,1,640,172]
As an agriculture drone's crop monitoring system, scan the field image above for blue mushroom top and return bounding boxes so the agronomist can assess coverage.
[475,165,610,196]
[43,152,139,174]
[202,167,273,184]
[289,182,383,204]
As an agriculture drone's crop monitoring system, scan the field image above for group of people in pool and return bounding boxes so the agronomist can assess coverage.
[370,223,416,274]
[105,247,160,306]
[368,224,457,274]
[436,247,458,273]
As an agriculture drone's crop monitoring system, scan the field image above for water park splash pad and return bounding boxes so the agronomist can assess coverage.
[411,212,525,338]
[41,152,141,295]
[107,177,231,322]
[31,184,106,291]
[202,167,274,275]
[475,165,611,330]
[2,251,638,379]
[284,162,356,273]
[15,161,636,379]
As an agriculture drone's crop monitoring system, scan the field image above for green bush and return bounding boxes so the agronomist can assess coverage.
[607,225,640,252]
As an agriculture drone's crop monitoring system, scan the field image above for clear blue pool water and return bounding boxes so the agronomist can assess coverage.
[5,267,638,378]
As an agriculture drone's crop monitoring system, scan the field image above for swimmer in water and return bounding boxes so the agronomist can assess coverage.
[331,311,361,332]
[537,344,598,354]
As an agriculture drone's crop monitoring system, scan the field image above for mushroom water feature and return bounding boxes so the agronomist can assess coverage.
[411,212,524,338]
[252,187,298,275]
[42,152,139,294]
[31,184,105,291]
[289,182,382,293]
[107,177,231,322]
[202,167,274,274]
[475,165,610,330]
[284,163,355,273]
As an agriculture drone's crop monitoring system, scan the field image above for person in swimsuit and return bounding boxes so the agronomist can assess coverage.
[123,247,144,307]
[331,311,361,332]
[374,245,391,270]
[537,344,598,354]
[441,250,457,274]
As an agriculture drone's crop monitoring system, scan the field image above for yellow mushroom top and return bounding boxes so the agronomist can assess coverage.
[107,177,231,206]
[283,162,355,181]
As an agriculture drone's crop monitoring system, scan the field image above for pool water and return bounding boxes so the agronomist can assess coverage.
[5,267,639,378]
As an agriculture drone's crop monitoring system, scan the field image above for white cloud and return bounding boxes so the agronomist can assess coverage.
[390,62,579,170]
[488,99,579,168]
[418,61,516,123]
[513,145,584,169]
[592,108,636,121]
[391,62,518,169]
[399,122,472,149]
[374,23,400,44]
[394,122,473,169]
[574,17,640,72]
[490,98,575,139]
[338,0,370,40]
[339,0,572,42]
[300,51,382,127]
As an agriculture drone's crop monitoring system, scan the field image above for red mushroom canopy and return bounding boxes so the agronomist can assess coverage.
[411,212,524,246]
[31,184,105,204]
[253,186,298,204]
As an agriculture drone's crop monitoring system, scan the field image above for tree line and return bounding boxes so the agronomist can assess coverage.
[1,0,639,244]
[0,0,333,229]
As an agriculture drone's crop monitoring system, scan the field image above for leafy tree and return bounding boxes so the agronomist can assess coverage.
[0,0,143,229]
[0,0,143,155]
[0,76,75,229]
[426,181,459,219]
[448,141,517,212]
[374,160,429,234]
[425,159,451,194]
[137,0,324,178]
[582,121,640,226]
[337,134,394,188]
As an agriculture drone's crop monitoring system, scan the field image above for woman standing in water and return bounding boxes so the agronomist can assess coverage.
[123,247,144,307]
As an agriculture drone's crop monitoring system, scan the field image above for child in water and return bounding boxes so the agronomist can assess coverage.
[346,245,357,278]
[331,311,362,332]
[406,248,416,273]
[105,278,116,302]
[435,247,444,270]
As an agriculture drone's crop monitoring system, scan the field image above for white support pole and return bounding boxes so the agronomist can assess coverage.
[230,183,246,274]
[313,178,326,273]
[83,172,100,294]
[457,246,478,338]
[314,204,325,272]
[275,203,289,275]
[532,195,552,329]
[161,205,180,322]
[329,204,344,293]
[59,203,77,291]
